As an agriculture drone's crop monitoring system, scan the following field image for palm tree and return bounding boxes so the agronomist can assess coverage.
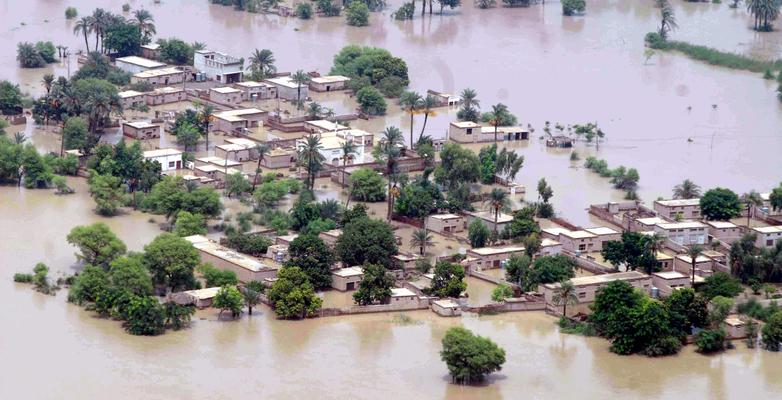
[496,148,524,182]
[484,188,510,236]
[291,70,311,110]
[198,103,215,152]
[307,102,323,118]
[645,233,666,274]
[90,9,108,53]
[484,103,514,142]
[133,9,156,43]
[656,0,678,40]
[741,190,764,227]
[552,280,578,317]
[410,228,435,256]
[298,134,325,191]
[687,244,704,286]
[400,91,422,147]
[42,74,54,96]
[73,16,93,53]
[251,143,270,192]
[460,88,479,110]
[248,49,276,80]
[340,140,357,187]
[13,132,27,144]
[672,179,701,199]
[417,94,437,143]
[374,126,404,220]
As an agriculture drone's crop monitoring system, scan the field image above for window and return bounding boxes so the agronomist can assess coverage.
[579,244,587,251]
[168,162,175,168]
[768,240,774,246]
[466,128,473,135]
[578,292,586,299]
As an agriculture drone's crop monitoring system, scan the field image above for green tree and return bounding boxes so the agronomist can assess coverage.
[602,231,658,273]
[561,0,585,15]
[124,296,166,336]
[482,103,517,143]
[73,16,93,53]
[143,233,200,292]
[68,265,110,305]
[132,9,156,44]
[410,228,435,256]
[762,311,782,351]
[526,255,576,291]
[174,122,201,151]
[330,45,409,91]
[285,234,335,290]
[700,187,742,221]
[505,254,531,288]
[663,288,709,336]
[291,70,310,110]
[62,116,91,153]
[17,42,46,68]
[198,264,238,287]
[769,182,782,212]
[267,266,323,319]
[400,91,423,146]
[109,256,154,296]
[349,168,386,202]
[296,2,314,19]
[503,206,541,241]
[491,284,514,302]
[356,86,387,115]
[251,143,270,192]
[88,172,124,216]
[225,172,251,198]
[298,134,325,191]
[164,301,195,330]
[433,142,480,189]
[428,261,466,298]
[484,188,510,236]
[656,0,678,40]
[67,223,127,269]
[158,37,192,64]
[346,1,370,26]
[353,264,394,305]
[336,217,398,267]
[695,328,728,353]
[173,211,207,236]
[103,21,142,56]
[213,285,244,319]
[417,95,437,142]
[699,272,743,299]
[440,327,506,384]
[0,80,24,115]
[673,179,701,199]
[468,220,490,248]
[552,280,578,316]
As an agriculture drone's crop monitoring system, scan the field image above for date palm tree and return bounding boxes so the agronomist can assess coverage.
[73,16,93,53]
[307,101,323,118]
[291,70,311,110]
[42,74,54,97]
[460,88,479,110]
[656,0,678,40]
[249,49,276,80]
[417,94,437,143]
[298,134,325,191]
[251,143,270,192]
[484,103,515,142]
[400,91,422,148]
[373,126,404,221]
[133,9,156,44]
[90,8,109,53]
[340,139,357,187]
[198,103,215,152]
[552,280,578,317]
[410,228,435,256]
[484,188,510,236]
[672,179,701,199]
[741,190,764,227]
[687,244,704,286]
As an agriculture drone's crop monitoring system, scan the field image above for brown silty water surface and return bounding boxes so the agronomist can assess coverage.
[2,1,782,399]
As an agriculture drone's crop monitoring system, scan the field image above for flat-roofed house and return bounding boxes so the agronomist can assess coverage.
[265,244,289,263]
[466,210,513,234]
[705,220,742,245]
[276,234,299,246]
[466,245,526,271]
[194,50,243,83]
[170,287,221,308]
[389,288,420,308]
[432,299,462,317]
[331,266,363,291]
[758,192,782,217]
[262,147,297,169]
[309,75,351,92]
[393,253,422,271]
[557,230,598,253]
[654,221,708,246]
[651,271,691,297]
[673,254,713,278]
[118,90,146,109]
[656,251,674,271]
[318,229,342,247]
[448,121,481,143]
[264,76,309,100]
[583,227,622,251]
[122,121,160,139]
[145,86,186,105]
[140,43,161,60]
[653,198,702,220]
[304,119,349,134]
[753,226,782,249]
[426,214,465,234]
[210,86,243,105]
[143,148,183,171]
[233,81,277,101]
[185,235,279,282]
[131,67,185,86]
[115,56,166,74]
[296,130,367,165]
[539,238,563,256]
[630,216,669,232]
[211,108,268,134]
[215,143,253,162]
[542,271,652,316]
[479,126,529,142]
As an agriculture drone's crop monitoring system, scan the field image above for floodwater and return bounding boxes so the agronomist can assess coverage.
[3,1,782,398]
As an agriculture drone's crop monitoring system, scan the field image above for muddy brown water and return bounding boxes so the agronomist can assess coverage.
[2,1,782,398]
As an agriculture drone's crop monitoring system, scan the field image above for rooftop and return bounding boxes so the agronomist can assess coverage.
[306,119,349,131]
[753,226,782,234]
[656,222,708,230]
[118,90,144,98]
[179,287,221,300]
[584,226,619,236]
[214,108,266,121]
[545,271,649,289]
[561,230,597,239]
[705,220,738,229]
[675,254,712,263]
[143,148,182,158]
[235,80,269,88]
[185,235,277,273]
[116,56,166,69]
[150,86,183,95]
[211,86,242,94]
[652,271,688,280]
[429,213,462,220]
[480,126,528,134]
[310,75,351,84]
[542,227,572,237]
[391,288,417,297]
[319,229,342,238]
[433,299,460,309]
[225,138,259,147]
[655,198,701,207]
[133,67,183,78]
[264,76,304,89]
[468,245,526,256]
[468,210,513,224]
[451,121,480,129]
[636,217,668,226]
[393,253,421,262]
[124,121,158,129]
[332,266,363,278]
[141,43,160,50]
[540,238,561,247]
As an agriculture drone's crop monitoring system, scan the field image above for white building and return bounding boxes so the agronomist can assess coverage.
[115,56,166,74]
[309,75,351,92]
[264,76,309,100]
[143,148,183,171]
[753,226,782,249]
[654,222,708,246]
[193,50,243,83]
[297,130,367,165]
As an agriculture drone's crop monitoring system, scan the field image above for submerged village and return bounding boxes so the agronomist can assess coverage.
[3,1,782,397]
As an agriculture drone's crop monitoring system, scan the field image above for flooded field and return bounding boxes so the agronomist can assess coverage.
[2,0,782,398]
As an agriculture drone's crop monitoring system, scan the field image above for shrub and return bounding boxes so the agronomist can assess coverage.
[349,168,386,202]
[296,2,313,19]
[13,273,34,283]
[762,311,782,351]
[65,7,78,19]
[491,284,514,302]
[346,1,370,27]
[440,327,506,384]
[695,328,727,353]
[393,2,415,20]
[561,0,585,16]
[356,86,387,115]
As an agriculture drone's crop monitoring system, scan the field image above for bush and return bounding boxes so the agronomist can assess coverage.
[65,7,78,19]
[122,3,131,12]
[377,76,406,98]
[393,2,415,20]
[296,2,313,19]
[699,272,743,299]
[644,32,667,49]
[225,232,271,257]
[346,1,370,27]
[124,296,166,336]
[198,264,238,287]
[440,327,506,384]
[349,168,386,202]
[213,285,244,319]
[695,328,727,353]
[561,0,585,15]
[491,284,514,302]
[13,273,33,283]
[558,317,596,336]
[356,86,387,115]
[468,220,490,248]
[762,311,782,351]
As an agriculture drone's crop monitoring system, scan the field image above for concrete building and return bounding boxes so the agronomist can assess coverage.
[309,75,351,92]
[143,148,183,171]
[653,198,702,220]
[654,222,708,246]
[170,287,220,308]
[122,121,160,140]
[215,143,253,163]
[447,121,528,143]
[466,245,526,271]
[131,67,185,86]
[115,56,165,74]
[673,254,713,278]
[758,192,782,217]
[539,238,564,256]
[264,76,309,100]
[193,50,243,83]
[304,119,349,134]
[389,288,420,308]
[318,229,342,247]
[140,43,161,60]
[146,86,186,106]
[651,271,691,297]
[448,121,481,143]
[655,251,674,271]
[118,90,146,109]
[211,108,268,134]
[265,244,289,263]
[233,81,277,101]
[432,299,462,317]
[393,253,422,271]
[542,271,652,316]
[297,130,367,165]
[426,214,465,234]
[725,317,747,338]
[331,266,363,291]
[631,216,669,232]
[705,220,742,245]
[753,226,782,249]
[479,126,529,142]
[210,86,243,105]
[276,234,299,246]
[466,210,514,234]
[185,235,279,282]
[427,90,460,107]
[262,147,297,169]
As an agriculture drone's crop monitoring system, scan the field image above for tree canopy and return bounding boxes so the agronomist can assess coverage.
[440,327,506,384]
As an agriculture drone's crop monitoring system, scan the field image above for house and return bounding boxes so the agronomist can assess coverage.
[545,135,573,148]
[181,174,216,188]
[143,148,183,172]
[725,317,747,338]
[122,121,160,139]
[318,229,342,247]
[118,90,146,109]
[583,227,622,250]
[215,143,253,162]
[654,221,708,246]
[426,90,460,107]
[195,156,242,170]
[466,245,526,271]
[211,108,268,134]
[479,126,529,142]
[426,214,465,234]
[752,226,782,249]
[655,251,674,270]
[558,230,597,253]
[304,119,349,134]
[210,86,243,105]
[140,43,161,60]
[262,147,298,169]
[651,271,691,297]
[171,287,220,308]
[193,50,243,83]
[233,81,277,101]
[309,75,351,92]
[194,164,221,180]
[185,235,279,282]
[296,130,367,165]
[542,271,652,316]
[539,238,563,256]
[630,216,669,232]
[432,299,462,317]
[115,56,166,74]
[447,121,481,143]
[64,149,88,167]
[758,192,782,217]
[331,266,363,291]
[145,86,186,106]
[393,253,422,271]
[545,227,619,253]
[673,254,713,278]
[265,244,289,263]
[389,288,420,308]
[465,210,514,233]
[264,76,309,100]
[705,220,742,245]
[131,67,185,86]
[276,234,299,246]
[653,198,702,220]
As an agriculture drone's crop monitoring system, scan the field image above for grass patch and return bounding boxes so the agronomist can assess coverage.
[557,316,596,336]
